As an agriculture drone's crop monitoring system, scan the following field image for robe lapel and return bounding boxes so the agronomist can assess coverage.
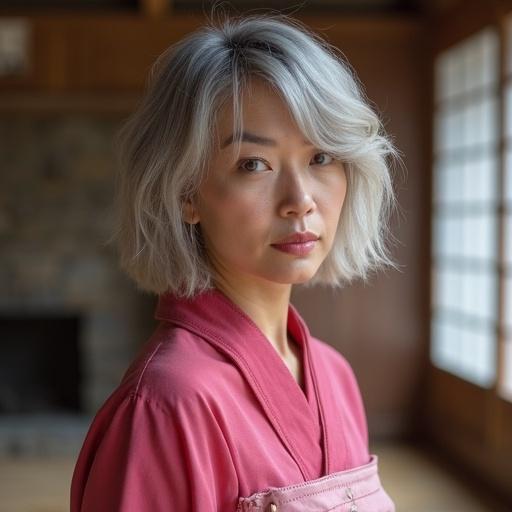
[155,288,325,481]
[290,303,350,475]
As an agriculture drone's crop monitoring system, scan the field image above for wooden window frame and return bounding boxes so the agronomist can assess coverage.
[426,0,512,504]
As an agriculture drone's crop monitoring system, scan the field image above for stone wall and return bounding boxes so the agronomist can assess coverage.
[0,115,156,455]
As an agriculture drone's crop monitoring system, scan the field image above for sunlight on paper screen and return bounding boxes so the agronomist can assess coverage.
[431,26,498,389]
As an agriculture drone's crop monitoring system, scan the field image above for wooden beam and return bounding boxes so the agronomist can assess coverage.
[139,0,172,18]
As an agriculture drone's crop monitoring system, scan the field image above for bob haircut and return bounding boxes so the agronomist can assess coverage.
[111,11,402,298]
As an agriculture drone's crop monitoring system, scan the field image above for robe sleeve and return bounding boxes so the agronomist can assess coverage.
[71,391,239,512]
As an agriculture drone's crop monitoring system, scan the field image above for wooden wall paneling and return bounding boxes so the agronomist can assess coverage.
[0,13,421,91]
[430,0,512,52]
[428,367,488,443]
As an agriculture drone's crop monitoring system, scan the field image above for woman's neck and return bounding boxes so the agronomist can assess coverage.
[213,278,293,358]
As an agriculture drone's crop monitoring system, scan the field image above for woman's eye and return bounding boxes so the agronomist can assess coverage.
[238,159,270,173]
[311,152,334,165]
[238,153,335,173]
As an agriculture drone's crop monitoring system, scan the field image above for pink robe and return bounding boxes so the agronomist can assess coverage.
[70,288,395,511]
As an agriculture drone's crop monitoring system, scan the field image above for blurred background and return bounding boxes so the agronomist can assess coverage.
[0,0,511,510]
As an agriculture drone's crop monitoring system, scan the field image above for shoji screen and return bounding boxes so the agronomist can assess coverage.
[501,16,512,401]
[428,5,512,502]
[431,27,499,388]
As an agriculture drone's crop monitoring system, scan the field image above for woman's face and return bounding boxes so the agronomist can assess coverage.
[186,78,347,289]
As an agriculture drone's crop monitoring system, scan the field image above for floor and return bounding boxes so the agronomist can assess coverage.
[0,440,508,512]
[372,440,509,512]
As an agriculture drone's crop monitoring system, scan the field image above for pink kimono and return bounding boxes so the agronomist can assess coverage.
[70,288,395,511]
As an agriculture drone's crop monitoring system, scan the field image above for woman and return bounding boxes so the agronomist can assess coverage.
[71,11,400,512]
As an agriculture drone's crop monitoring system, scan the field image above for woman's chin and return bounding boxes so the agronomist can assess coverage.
[267,268,319,285]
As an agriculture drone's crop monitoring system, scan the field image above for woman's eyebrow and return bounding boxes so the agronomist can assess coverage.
[220,131,313,149]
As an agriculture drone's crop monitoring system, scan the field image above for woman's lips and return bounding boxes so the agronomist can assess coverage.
[270,240,317,256]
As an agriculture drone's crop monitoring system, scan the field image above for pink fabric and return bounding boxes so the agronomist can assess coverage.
[237,454,394,511]
[70,288,395,511]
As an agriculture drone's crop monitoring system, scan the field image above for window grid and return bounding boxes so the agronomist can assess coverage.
[500,15,512,399]
[431,26,500,389]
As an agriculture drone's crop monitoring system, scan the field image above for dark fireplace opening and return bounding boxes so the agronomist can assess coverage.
[0,313,83,414]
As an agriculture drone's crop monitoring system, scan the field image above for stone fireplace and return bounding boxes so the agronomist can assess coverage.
[0,115,156,456]
[0,312,82,414]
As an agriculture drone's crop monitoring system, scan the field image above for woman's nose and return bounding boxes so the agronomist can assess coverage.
[277,169,317,218]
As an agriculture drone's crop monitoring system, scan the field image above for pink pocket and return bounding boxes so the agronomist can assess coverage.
[237,454,395,512]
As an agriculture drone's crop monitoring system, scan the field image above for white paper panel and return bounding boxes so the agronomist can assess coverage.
[504,214,512,266]
[432,25,499,391]
[435,51,454,102]
[462,212,497,260]
[434,211,497,261]
[507,13,512,74]
[433,267,461,311]
[434,154,497,206]
[436,26,497,100]
[480,95,498,147]
[465,35,484,92]
[431,317,495,387]
[466,100,481,146]
[480,28,499,89]
[506,85,512,139]
[435,27,499,100]
[433,266,496,320]
[434,108,449,154]
[434,160,463,203]
[505,273,512,329]
[434,215,463,258]
[467,327,496,386]
[431,318,461,370]
[505,150,512,203]
[461,270,496,320]
[463,156,497,204]
[435,95,497,154]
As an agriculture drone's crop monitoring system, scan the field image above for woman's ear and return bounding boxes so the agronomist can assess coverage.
[182,197,200,224]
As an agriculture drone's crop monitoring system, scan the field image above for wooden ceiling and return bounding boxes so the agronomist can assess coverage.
[0,0,461,15]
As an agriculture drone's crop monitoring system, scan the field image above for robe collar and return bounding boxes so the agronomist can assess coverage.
[154,287,347,479]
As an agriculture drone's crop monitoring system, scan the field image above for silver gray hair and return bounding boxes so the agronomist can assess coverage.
[111,11,403,297]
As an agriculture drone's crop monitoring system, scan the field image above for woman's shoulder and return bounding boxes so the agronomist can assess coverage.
[112,322,234,413]
[71,323,240,512]
[78,322,232,459]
